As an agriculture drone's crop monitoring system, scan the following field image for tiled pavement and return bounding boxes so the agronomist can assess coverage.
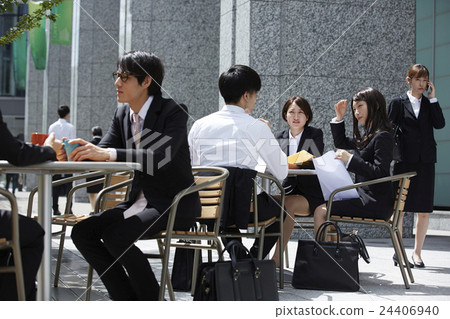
[2,190,450,302]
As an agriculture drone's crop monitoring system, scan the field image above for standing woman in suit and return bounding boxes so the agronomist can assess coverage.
[271,96,325,266]
[388,64,445,268]
[313,88,394,233]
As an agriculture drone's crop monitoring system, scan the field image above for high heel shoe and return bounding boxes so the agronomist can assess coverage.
[393,253,414,268]
[412,255,425,268]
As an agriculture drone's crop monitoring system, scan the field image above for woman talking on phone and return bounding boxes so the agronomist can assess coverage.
[388,64,445,268]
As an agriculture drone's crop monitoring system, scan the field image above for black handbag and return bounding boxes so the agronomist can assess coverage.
[193,240,279,301]
[171,241,202,291]
[292,221,360,292]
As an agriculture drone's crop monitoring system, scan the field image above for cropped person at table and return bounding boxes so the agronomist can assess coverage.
[388,64,445,268]
[188,64,288,259]
[69,51,200,301]
[313,87,394,233]
[0,109,64,300]
[271,96,325,266]
[48,105,76,216]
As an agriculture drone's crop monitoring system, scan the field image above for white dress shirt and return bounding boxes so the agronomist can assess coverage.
[48,118,76,140]
[407,91,438,118]
[188,104,288,181]
[288,129,303,156]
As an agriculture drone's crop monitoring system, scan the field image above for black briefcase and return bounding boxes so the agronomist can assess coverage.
[292,221,360,292]
[193,240,278,301]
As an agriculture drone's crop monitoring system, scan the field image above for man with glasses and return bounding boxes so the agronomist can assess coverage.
[68,51,200,300]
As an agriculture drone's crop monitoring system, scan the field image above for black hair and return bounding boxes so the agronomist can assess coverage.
[117,51,164,96]
[58,105,70,118]
[218,65,261,104]
[351,87,392,149]
[91,126,102,137]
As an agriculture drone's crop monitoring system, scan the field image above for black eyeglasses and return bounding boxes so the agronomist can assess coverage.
[112,72,142,82]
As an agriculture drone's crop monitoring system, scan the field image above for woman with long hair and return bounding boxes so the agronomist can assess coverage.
[313,87,394,233]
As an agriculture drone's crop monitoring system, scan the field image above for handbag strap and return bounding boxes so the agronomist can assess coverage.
[315,221,344,257]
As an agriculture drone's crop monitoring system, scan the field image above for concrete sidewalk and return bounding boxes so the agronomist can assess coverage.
[2,190,450,301]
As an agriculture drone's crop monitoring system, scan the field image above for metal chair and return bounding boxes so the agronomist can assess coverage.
[324,171,417,289]
[143,166,229,300]
[0,187,26,300]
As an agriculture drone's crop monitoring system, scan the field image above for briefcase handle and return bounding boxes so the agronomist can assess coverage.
[315,221,345,258]
[222,240,260,279]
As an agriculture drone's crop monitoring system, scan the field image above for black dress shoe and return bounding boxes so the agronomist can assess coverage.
[412,255,425,268]
[393,253,414,268]
[53,210,61,216]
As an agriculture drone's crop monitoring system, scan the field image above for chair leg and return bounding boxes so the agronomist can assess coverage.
[157,239,174,301]
[388,227,410,289]
[12,243,26,300]
[85,265,93,301]
[190,248,201,296]
[284,246,289,268]
[394,228,415,283]
[54,225,67,287]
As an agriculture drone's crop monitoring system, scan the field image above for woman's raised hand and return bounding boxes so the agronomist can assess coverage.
[334,99,347,121]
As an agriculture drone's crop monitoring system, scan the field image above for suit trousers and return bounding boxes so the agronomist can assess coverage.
[0,210,44,300]
[71,206,169,300]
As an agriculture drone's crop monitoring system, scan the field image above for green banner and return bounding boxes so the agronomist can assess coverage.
[12,34,27,90]
[29,1,47,70]
[51,0,73,45]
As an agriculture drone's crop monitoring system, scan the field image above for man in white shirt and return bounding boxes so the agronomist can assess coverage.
[48,105,76,215]
[188,64,288,258]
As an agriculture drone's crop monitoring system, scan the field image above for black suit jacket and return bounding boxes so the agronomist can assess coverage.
[331,122,394,215]
[274,126,324,198]
[0,109,56,165]
[388,93,445,163]
[98,95,200,228]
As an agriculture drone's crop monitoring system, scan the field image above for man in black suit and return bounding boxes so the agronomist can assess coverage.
[70,51,200,300]
[0,111,64,300]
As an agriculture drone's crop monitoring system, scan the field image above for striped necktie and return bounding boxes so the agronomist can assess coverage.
[132,113,141,147]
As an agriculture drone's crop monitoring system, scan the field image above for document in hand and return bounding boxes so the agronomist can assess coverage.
[312,150,359,201]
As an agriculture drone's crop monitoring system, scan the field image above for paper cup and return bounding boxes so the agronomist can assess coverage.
[63,140,82,161]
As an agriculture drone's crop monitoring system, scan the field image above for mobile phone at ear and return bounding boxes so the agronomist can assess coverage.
[426,84,430,92]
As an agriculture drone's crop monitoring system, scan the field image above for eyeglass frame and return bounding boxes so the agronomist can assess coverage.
[112,71,145,82]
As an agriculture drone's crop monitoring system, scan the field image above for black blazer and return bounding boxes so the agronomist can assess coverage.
[274,126,324,196]
[0,109,56,165]
[388,93,445,163]
[98,95,200,228]
[331,122,394,215]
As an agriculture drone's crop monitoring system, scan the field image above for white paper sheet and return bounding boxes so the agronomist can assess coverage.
[312,150,359,201]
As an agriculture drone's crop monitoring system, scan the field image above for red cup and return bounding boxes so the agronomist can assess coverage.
[31,132,49,146]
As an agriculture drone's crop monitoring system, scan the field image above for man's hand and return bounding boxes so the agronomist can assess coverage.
[44,132,67,161]
[334,99,347,121]
[67,138,110,162]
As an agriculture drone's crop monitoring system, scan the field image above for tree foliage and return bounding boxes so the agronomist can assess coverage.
[0,0,64,46]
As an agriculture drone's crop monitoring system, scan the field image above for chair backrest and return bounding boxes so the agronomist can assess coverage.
[391,175,411,225]
[192,167,228,234]
[97,172,133,211]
